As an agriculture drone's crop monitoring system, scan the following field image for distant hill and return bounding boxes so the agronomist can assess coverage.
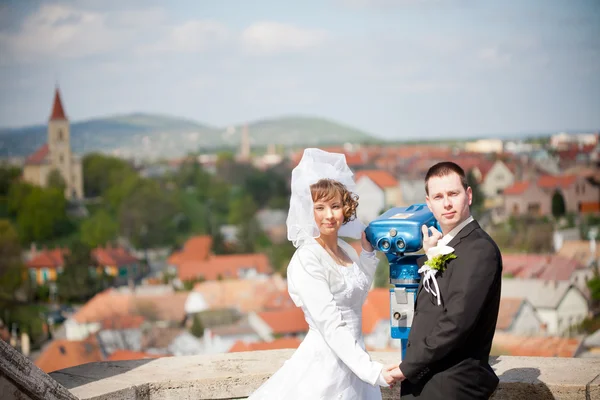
[228,116,378,148]
[0,113,380,159]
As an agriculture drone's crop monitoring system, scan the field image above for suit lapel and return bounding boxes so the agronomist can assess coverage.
[416,220,480,304]
[446,220,479,249]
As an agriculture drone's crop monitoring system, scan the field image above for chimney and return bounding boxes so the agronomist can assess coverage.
[239,124,251,161]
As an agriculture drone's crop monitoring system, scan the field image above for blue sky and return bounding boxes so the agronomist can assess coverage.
[0,0,598,139]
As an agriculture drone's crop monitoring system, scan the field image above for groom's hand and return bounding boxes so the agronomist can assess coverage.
[388,365,406,382]
[383,363,402,386]
[421,225,442,253]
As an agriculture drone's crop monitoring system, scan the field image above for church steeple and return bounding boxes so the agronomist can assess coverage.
[49,87,67,121]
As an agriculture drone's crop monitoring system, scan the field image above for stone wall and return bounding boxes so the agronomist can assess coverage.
[41,350,600,400]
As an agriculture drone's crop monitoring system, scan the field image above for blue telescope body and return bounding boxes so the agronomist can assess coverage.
[365,204,440,359]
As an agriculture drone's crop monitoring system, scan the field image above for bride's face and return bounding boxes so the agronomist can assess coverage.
[313,194,345,237]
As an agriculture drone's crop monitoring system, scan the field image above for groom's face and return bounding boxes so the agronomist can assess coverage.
[425,172,472,235]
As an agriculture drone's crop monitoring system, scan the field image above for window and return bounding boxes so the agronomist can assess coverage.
[527,203,541,215]
[57,130,63,141]
[59,154,64,163]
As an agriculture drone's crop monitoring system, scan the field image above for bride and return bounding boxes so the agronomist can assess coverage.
[248,148,395,400]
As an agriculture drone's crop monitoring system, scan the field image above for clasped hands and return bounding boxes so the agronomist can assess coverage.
[381,363,405,387]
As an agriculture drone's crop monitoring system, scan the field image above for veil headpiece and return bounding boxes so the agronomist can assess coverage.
[286,148,365,247]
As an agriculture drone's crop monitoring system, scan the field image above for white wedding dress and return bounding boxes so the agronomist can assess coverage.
[248,238,383,400]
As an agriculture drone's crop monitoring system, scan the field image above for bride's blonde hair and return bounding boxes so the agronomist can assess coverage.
[310,179,359,224]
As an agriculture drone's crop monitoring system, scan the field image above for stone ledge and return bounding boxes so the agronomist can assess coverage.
[49,350,600,400]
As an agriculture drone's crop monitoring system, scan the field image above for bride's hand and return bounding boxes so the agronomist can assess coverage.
[381,369,395,386]
[361,231,374,252]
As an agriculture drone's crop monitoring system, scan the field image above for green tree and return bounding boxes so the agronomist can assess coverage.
[118,182,181,248]
[243,168,290,209]
[228,193,257,225]
[0,166,22,196]
[0,220,27,303]
[83,153,136,198]
[105,173,144,212]
[551,190,566,219]
[80,209,118,248]
[466,170,485,219]
[236,218,270,253]
[47,169,66,192]
[588,274,600,303]
[56,241,101,303]
[17,187,70,243]
[190,314,204,338]
[6,182,34,218]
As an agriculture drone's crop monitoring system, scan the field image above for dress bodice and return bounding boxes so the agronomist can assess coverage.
[302,261,370,339]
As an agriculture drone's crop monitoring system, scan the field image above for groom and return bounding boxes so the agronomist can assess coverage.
[388,162,502,399]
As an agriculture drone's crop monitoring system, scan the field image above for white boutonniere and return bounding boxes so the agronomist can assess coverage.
[418,245,456,306]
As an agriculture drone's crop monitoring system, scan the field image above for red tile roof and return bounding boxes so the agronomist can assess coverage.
[503,181,531,195]
[362,288,390,334]
[344,151,371,167]
[27,246,138,269]
[263,290,296,311]
[502,253,584,281]
[93,246,138,266]
[50,88,67,120]
[178,253,272,281]
[27,248,67,269]
[100,315,146,330]
[257,307,308,335]
[355,170,399,188]
[493,332,582,357]
[168,235,212,266]
[25,144,50,166]
[35,338,102,373]
[537,174,577,189]
[72,289,188,324]
[229,337,302,352]
[496,297,524,331]
[193,276,287,312]
[106,350,164,361]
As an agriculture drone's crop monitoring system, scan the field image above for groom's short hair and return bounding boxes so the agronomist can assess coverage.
[424,161,468,195]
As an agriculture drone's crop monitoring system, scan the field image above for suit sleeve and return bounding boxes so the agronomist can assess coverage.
[288,247,383,386]
[401,238,500,383]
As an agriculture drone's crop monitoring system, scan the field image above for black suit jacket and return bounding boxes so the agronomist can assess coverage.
[400,220,502,399]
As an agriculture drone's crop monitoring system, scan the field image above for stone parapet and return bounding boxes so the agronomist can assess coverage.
[44,350,600,400]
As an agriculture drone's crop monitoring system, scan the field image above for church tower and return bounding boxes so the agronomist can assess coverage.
[48,87,83,200]
[48,88,73,192]
[23,88,83,200]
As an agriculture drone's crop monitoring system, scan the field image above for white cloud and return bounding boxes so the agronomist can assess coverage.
[241,22,328,55]
[0,4,163,64]
[141,20,230,54]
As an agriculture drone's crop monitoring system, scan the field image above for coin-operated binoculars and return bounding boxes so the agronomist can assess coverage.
[365,204,439,359]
